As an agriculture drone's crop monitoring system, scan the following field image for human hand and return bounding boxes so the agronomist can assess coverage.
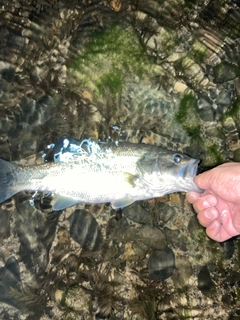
[186,163,240,242]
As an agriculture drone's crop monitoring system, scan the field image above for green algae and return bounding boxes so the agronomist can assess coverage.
[70,23,152,98]
[175,94,225,167]
[173,57,198,89]
[197,142,224,167]
[189,40,208,65]
[175,93,202,143]
[159,29,180,56]
[61,285,92,314]
[207,145,224,163]
[213,62,240,83]
[96,70,123,96]
[224,97,240,119]
[183,0,198,7]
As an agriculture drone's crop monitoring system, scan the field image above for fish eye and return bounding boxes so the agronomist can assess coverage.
[173,154,182,163]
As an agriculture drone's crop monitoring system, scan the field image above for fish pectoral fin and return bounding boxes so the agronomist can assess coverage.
[124,172,139,187]
[111,198,136,209]
[52,194,81,211]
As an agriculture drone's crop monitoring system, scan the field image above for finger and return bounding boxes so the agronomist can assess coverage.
[205,205,240,242]
[194,172,212,190]
[232,206,240,233]
[219,205,240,237]
[192,194,217,213]
[194,162,237,190]
[186,191,201,204]
[206,220,223,242]
[197,207,219,227]
[206,219,234,242]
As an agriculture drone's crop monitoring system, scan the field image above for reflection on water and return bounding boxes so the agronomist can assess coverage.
[0,0,240,318]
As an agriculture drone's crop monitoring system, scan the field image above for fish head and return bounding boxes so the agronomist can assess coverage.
[156,151,204,193]
[137,150,203,195]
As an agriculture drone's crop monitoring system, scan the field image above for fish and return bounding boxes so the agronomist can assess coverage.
[0,139,203,211]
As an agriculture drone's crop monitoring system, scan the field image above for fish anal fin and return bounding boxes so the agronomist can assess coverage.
[111,198,135,209]
[52,194,81,211]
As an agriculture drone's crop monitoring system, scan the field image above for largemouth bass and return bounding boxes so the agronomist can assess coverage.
[0,139,202,211]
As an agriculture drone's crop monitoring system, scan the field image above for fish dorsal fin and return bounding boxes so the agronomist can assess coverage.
[111,198,136,209]
[52,194,81,211]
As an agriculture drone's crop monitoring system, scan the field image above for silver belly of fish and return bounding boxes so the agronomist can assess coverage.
[0,141,203,210]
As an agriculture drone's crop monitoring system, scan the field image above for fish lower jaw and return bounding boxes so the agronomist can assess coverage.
[179,181,203,194]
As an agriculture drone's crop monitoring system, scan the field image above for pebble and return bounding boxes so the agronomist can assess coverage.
[123,202,151,224]
[137,225,166,251]
[0,256,21,303]
[216,89,232,107]
[197,93,215,121]
[147,247,175,280]
[69,209,102,251]
[173,81,188,93]
[197,266,216,296]
[213,62,240,83]
[233,148,240,162]
[172,256,193,287]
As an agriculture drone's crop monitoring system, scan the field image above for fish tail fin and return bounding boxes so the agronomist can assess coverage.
[0,158,20,203]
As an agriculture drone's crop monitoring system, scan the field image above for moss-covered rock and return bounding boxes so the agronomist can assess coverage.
[69,23,152,98]
[224,97,240,120]
[175,93,202,143]
[213,62,240,83]
[189,40,208,65]
[61,285,92,313]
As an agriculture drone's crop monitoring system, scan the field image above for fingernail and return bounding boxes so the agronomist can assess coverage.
[208,196,217,206]
[203,196,217,208]
[205,207,218,219]
[187,192,196,202]
[205,208,214,219]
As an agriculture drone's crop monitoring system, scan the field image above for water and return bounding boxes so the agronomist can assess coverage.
[0,0,240,319]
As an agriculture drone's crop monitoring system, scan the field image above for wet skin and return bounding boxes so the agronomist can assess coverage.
[186,163,240,242]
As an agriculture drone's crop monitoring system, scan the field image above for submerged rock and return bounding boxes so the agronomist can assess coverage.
[197,93,215,122]
[0,257,21,308]
[197,266,216,296]
[147,247,175,280]
[213,62,240,83]
[0,0,240,319]
[69,209,103,251]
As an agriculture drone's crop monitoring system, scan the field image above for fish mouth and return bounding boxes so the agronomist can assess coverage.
[187,158,199,177]
[180,158,204,193]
